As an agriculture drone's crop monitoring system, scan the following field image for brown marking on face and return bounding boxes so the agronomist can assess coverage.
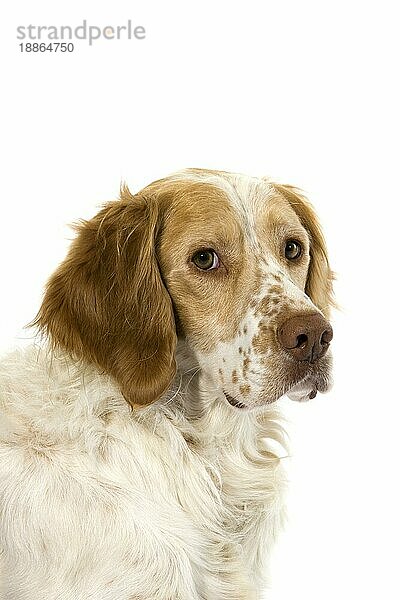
[252,323,276,354]
[243,326,248,334]
[253,264,264,290]
[232,369,238,384]
[255,294,283,318]
[243,356,251,378]
[255,297,270,317]
[268,284,283,295]
[278,301,292,316]
[240,384,251,397]
[238,347,243,354]
[218,368,224,382]
[272,273,282,282]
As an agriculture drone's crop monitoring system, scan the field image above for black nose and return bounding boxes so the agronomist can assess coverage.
[277,313,333,363]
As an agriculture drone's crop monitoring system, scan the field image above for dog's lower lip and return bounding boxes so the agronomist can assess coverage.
[224,392,247,409]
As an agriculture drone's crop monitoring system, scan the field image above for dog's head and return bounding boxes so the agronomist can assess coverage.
[33,169,335,410]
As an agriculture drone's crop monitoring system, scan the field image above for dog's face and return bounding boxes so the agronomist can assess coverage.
[156,171,334,409]
[34,169,334,410]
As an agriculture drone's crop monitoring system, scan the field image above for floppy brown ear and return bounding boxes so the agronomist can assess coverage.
[273,183,336,318]
[31,186,177,407]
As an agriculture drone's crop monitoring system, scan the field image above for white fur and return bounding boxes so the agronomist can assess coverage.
[0,341,287,599]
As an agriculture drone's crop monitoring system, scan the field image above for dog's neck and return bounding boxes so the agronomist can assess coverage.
[137,338,285,458]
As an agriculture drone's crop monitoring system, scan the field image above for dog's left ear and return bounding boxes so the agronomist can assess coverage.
[31,186,177,408]
[273,183,336,318]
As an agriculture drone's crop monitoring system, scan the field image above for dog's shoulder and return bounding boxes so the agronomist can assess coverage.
[0,344,127,446]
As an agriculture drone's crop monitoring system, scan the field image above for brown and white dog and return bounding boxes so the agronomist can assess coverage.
[0,169,334,599]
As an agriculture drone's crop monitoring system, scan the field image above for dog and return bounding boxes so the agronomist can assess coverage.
[0,169,334,599]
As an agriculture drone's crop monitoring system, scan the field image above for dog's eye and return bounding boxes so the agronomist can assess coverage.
[285,240,302,260]
[192,249,220,271]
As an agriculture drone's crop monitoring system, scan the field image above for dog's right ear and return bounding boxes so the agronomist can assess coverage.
[31,187,177,408]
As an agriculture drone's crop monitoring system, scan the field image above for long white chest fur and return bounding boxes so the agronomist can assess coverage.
[0,345,286,600]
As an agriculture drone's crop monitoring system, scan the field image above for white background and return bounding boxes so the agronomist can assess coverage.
[1,1,399,598]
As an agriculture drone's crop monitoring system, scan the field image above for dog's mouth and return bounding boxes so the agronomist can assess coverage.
[224,386,318,410]
[223,358,332,409]
[286,371,332,402]
[223,392,248,410]
[270,350,333,403]
[285,379,320,402]
[224,382,321,410]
